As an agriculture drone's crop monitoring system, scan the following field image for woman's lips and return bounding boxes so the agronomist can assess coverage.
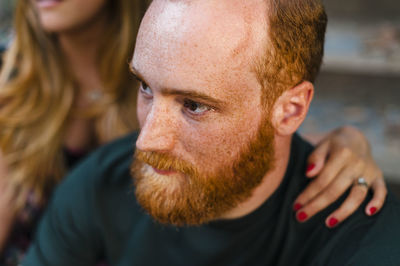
[152,167,177,176]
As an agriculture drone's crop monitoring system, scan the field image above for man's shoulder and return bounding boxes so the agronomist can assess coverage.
[51,131,139,215]
[318,192,400,265]
[24,132,141,265]
[68,131,138,186]
[348,192,400,263]
[269,133,400,266]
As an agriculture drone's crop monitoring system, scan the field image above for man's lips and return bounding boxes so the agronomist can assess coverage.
[152,167,177,176]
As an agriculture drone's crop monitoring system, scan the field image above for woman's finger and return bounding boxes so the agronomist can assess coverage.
[294,146,352,210]
[365,177,387,216]
[324,183,369,228]
[305,139,330,178]
[295,165,358,222]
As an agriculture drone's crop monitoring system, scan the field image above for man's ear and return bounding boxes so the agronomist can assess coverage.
[271,81,314,136]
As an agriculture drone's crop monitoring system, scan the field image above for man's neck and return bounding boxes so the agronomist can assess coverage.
[220,135,293,220]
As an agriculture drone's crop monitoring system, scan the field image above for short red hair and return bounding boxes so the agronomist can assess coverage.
[254,0,327,107]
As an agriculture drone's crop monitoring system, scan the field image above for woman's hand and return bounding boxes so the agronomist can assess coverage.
[294,126,386,228]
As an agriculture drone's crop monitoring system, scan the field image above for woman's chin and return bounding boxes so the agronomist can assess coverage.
[39,19,69,33]
[38,13,77,34]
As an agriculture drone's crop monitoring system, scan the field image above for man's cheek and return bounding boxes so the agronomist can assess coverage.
[183,133,238,170]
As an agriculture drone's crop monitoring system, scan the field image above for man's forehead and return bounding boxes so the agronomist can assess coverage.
[132,0,267,70]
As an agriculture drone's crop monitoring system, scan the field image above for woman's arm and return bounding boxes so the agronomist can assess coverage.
[295,126,386,228]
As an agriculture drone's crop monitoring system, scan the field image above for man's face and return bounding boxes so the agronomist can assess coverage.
[131,0,274,225]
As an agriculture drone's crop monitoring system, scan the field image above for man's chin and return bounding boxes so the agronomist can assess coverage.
[132,161,250,226]
[131,161,221,226]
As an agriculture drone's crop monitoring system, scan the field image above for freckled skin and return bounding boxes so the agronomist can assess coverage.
[134,0,267,172]
[133,0,293,219]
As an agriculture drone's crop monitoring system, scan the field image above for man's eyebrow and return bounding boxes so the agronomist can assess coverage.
[160,88,224,107]
[129,65,224,107]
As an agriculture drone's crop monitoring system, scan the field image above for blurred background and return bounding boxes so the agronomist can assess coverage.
[0,0,12,45]
[301,0,400,185]
[0,0,399,183]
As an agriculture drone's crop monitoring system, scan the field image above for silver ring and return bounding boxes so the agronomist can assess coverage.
[355,177,369,189]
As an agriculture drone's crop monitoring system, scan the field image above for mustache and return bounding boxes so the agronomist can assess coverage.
[135,150,199,177]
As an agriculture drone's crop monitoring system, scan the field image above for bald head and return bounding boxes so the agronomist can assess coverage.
[132,0,268,92]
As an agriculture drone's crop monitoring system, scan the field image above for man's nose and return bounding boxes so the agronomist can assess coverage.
[136,104,177,153]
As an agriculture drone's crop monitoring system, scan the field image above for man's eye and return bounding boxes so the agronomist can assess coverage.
[183,99,212,115]
[140,82,153,98]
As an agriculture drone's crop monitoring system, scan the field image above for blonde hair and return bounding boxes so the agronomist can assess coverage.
[0,0,147,210]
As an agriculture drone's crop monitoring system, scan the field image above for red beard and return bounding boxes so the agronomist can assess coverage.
[131,119,275,226]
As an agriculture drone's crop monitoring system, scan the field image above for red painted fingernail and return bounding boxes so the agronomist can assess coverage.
[328,217,338,228]
[297,211,308,222]
[306,163,315,172]
[293,203,303,211]
[369,207,377,215]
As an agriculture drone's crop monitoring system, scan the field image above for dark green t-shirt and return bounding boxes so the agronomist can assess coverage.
[24,132,400,266]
